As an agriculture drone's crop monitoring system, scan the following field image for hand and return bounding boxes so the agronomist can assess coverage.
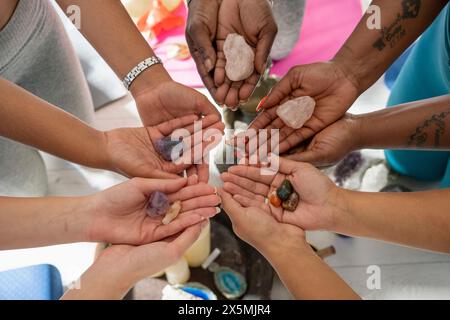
[104,114,223,179]
[187,0,277,108]
[221,157,346,231]
[219,188,306,255]
[63,223,206,300]
[133,81,224,181]
[286,115,362,167]
[85,177,221,245]
[247,61,359,154]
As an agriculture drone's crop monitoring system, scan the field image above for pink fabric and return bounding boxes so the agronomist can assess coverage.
[270,0,362,76]
[150,0,362,87]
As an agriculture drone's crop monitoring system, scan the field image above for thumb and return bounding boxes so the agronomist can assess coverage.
[285,150,325,166]
[255,24,277,74]
[189,24,217,73]
[134,177,187,196]
[217,188,243,223]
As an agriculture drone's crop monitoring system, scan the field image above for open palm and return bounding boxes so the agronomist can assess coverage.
[214,0,276,108]
[87,177,220,245]
[247,62,359,154]
[105,114,224,179]
[221,158,341,231]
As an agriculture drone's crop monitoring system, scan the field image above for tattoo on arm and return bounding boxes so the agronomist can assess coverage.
[372,0,421,51]
[407,109,450,148]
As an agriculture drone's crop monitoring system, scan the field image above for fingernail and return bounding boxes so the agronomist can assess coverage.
[230,106,239,112]
[205,59,214,72]
[256,96,268,112]
[214,187,218,195]
[215,207,222,214]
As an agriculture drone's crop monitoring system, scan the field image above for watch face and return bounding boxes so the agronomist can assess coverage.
[214,267,247,299]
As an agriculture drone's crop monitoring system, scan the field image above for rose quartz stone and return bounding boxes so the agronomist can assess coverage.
[276,96,316,129]
[223,33,255,81]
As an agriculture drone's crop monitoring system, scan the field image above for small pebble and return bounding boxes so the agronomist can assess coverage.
[162,201,182,225]
[269,191,282,208]
[282,192,299,212]
[146,191,170,217]
[276,180,293,201]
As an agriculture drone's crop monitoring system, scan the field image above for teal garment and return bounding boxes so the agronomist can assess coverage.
[385,3,450,187]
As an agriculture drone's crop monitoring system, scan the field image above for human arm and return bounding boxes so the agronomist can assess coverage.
[0,177,220,250]
[186,0,277,108]
[222,157,450,253]
[335,0,449,95]
[248,0,449,154]
[218,188,359,300]
[288,94,450,166]
[61,222,206,300]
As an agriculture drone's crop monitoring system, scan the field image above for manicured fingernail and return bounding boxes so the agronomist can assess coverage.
[214,187,218,195]
[205,59,214,72]
[256,96,268,112]
[215,207,222,214]
[230,106,239,112]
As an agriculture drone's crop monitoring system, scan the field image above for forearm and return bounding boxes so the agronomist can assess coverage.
[334,0,448,93]
[0,196,91,250]
[356,94,450,150]
[335,189,450,253]
[262,239,360,300]
[55,0,171,95]
[61,263,131,300]
[0,78,110,169]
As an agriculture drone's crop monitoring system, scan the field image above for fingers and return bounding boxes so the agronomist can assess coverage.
[168,222,206,256]
[221,171,270,197]
[196,164,210,183]
[156,115,200,137]
[181,194,221,212]
[195,93,221,119]
[133,177,187,196]
[232,194,264,208]
[186,21,217,73]
[167,183,216,202]
[285,149,324,166]
[261,70,298,110]
[217,188,244,223]
[227,165,276,185]
[254,23,277,74]
[186,172,199,186]
[222,181,266,202]
[151,212,204,242]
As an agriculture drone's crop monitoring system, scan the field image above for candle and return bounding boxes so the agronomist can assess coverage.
[184,220,211,267]
[165,258,190,285]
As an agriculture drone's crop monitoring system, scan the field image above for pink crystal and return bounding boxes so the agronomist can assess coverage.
[276,96,316,129]
[146,191,170,217]
[223,33,255,81]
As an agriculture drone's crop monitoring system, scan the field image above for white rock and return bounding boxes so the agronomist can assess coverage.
[276,96,316,129]
[223,33,255,81]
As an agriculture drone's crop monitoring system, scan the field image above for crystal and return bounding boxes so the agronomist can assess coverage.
[146,191,170,217]
[269,191,282,208]
[162,200,182,225]
[223,33,255,81]
[155,136,183,162]
[334,151,363,186]
[276,96,316,129]
[282,192,299,212]
[276,179,293,201]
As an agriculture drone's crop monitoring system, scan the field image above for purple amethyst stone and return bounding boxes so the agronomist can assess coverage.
[155,136,183,162]
[146,191,170,217]
[334,151,363,186]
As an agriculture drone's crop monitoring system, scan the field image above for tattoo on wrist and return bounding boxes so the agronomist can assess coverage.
[372,0,421,51]
[407,109,450,148]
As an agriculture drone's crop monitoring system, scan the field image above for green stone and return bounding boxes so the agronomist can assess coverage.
[282,192,300,212]
[276,180,293,201]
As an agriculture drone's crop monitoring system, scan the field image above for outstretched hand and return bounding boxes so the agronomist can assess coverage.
[86,177,220,245]
[246,62,359,155]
